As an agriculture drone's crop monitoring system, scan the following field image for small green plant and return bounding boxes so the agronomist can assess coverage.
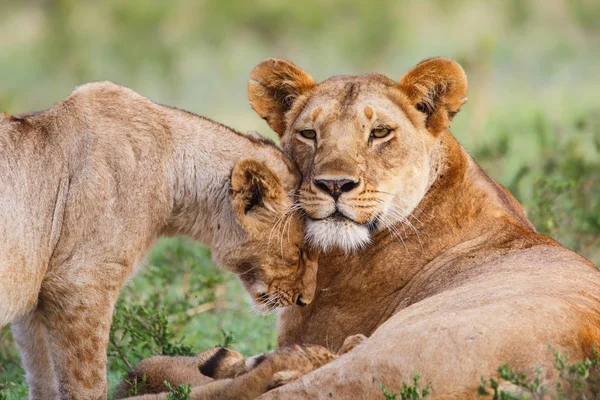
[478,364,546,399]
[380,382,397,400]
[551,343,600,398]
[109,301,193,370]
[219,329,235,348]
[0,380,27,400]
[0,381,8,400]
[380,372,431,399]
[165,381,192,400]
[122,373,147,397]
[478,344,600,399]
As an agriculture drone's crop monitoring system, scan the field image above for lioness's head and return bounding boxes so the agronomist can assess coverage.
[248,57,467,252]
[218,158,317,312]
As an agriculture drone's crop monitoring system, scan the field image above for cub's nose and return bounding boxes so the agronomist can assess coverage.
[295,294,308,307]
[313,178,360,200]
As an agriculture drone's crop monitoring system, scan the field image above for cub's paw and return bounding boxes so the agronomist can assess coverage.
[339,334,368,355]
[267,370,304,390]
[198,347,244,379]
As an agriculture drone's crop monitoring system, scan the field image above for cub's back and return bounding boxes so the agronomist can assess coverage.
[0,111,70,323]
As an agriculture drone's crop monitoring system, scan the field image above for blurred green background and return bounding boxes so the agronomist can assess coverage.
[0,0,599,398]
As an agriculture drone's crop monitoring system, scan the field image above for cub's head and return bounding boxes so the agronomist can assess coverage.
[248,58,467,252]
[218,157,317,312]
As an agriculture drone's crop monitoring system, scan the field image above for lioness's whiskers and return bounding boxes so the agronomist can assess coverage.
[268,200,302,251]
[279,212,291,260]
[383,204,424,252]
[268,209,289,249]
[372,190,398,197]
[377,213,407,252]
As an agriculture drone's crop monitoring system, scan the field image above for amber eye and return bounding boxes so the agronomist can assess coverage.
[299,129,317,140]
[370,128,391,139]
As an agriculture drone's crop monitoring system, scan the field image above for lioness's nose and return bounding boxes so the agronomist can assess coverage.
[314,178,360,200]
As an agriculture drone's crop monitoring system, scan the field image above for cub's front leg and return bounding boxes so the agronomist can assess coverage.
[39,262,128,400]
[113,347,245,398]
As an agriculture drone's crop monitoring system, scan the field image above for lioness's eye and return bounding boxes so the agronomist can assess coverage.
[299,130,317,140]
[370,128,391,139]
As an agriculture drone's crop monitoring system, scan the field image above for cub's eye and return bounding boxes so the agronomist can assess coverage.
[299,130,317,140]
[370,128,392,139]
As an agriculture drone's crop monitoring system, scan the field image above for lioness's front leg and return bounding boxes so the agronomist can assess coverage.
[39,262,126,400]
[11,311,59,400]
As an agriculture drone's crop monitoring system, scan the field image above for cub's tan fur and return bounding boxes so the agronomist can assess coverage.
[116,335,366,399]
[243,58,600,399]
[114,347,243,398]
[0,82,317,400]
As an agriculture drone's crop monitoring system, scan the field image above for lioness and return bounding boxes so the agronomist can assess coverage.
[242,57,600,398]
[0,82,317,400]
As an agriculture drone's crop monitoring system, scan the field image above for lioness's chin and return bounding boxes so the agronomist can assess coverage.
[306,218,371,253]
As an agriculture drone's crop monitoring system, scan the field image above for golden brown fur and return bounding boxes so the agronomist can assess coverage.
[114,347,242,398]
[242,58,600,398]
[0,82,318,399]
[117,335,366,399]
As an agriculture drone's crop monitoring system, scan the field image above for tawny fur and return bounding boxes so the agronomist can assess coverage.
[0,82,318,400]
[117,335,365,399]
[244,57,600,399]
[113,347,243,398]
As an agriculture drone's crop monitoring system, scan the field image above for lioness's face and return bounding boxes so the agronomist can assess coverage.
[248,58,467,253]
[283,77,436,252]
[219,158,317,312]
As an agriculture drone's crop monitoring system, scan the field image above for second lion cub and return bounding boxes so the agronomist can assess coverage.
[0,82,316,400]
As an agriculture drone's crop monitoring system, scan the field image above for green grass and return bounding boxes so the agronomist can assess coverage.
[0,1,599,398]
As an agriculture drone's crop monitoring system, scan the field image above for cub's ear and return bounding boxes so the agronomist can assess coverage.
[248,58,316,137]
[230,159,286,227]
[399,57,468,134]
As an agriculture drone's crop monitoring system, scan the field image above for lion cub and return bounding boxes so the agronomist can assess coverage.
[0,82,316,400]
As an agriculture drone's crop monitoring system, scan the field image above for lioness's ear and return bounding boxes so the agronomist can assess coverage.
[399,57,468,133]
[230,159,286,226]
[248,58,316,137]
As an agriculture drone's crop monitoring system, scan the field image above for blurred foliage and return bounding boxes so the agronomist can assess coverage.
[0,0,599,398]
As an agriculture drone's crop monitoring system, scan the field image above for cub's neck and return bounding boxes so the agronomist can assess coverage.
[162,116,286,248]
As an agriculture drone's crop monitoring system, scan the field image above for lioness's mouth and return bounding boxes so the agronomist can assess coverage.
[305,214,373,253]
[310,211,379,232]
[310,211,355,223]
